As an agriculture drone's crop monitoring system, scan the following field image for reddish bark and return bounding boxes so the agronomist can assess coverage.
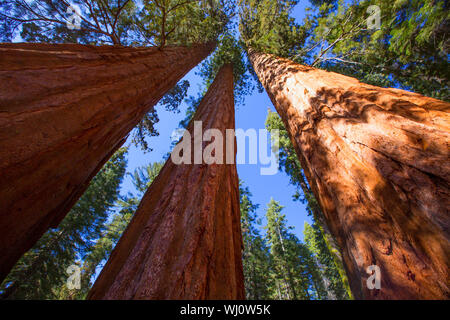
[249,50,450,299]
[88,64,244,299]
[0,42,215,282]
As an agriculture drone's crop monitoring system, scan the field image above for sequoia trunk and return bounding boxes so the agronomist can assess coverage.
[249,50,450,299]
[0,42,214,281]
[88,64,245,299]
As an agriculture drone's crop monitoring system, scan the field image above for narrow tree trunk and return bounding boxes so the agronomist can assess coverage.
[0,42,215,282]
[249,49,450,299]
[88,64,245,299]
[276,223,297,299]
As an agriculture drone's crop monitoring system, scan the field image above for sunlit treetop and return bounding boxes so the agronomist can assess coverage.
[198,32,255,104]
[238,0,310,60]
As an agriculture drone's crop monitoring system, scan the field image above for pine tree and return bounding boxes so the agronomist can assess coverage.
[248,47,450,299]
[304,222,349,300]
[264,198,319,300]
[239,182,272,299]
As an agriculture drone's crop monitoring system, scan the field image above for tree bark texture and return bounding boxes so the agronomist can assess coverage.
[0,42,215,282]
[249,50,450,299]
[88,64,245,299]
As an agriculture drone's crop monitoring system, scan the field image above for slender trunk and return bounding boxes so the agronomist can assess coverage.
[0,42,215,282]
[276,222,297,299]
[249,49,450,299]
[88,64,245,299]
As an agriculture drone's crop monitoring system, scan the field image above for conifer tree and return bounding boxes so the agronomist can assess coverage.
[264,198,318,300]
[239,182,272,299]
[242,0,449,299]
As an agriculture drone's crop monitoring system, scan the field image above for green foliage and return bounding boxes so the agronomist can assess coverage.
[160,80,190,113]
[178,93,204,129]
[264,198,321,299]
[129,161,165,193]
[239,0,449,99]
[306,0,449,100]
[137,0,231,46]
[0,0,230,45]
[59,200,137,299]
[239,0,309,59]
[131,107,160,153]
[240,182,272,299]
[304,222,350,299]
[0,148,128,299]
[238,0,312,90]
[240,182,327,300]
[132,80,190,153]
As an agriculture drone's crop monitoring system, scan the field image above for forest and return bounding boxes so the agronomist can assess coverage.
[0,0,448,301]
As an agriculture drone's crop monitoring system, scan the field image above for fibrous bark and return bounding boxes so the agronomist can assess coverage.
[0,42,214,282]
[88,64,245,299]
[249,50,450,299]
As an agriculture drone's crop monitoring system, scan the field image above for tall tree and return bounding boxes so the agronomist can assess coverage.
[264,198,316,300]
[88,64,245,299]
[0,42,215,282]
[248,50,450,299]
[240,182,272,299]
[0,148,127,299]
[266,110,351,299]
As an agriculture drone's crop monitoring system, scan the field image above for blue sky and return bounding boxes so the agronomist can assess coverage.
[120,1,314,240]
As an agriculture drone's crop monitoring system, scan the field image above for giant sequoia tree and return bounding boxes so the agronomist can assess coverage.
[88,64,245,299]
[240,0,449,299]
[248,50,450,299]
